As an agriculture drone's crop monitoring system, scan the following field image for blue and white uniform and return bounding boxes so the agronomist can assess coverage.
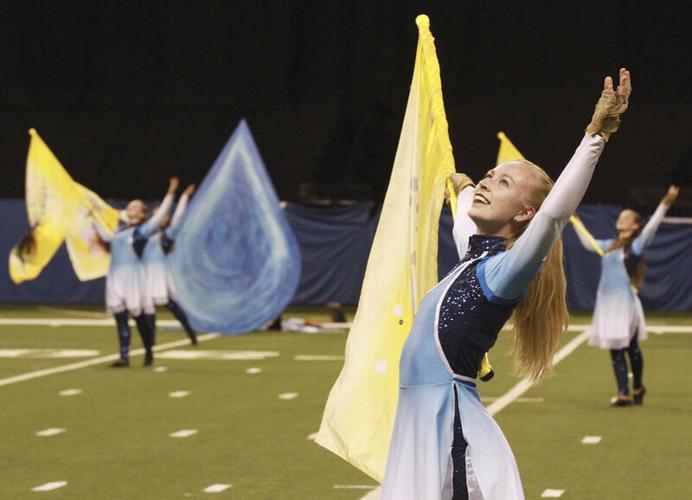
[581,203,669,350]
[381,133,605,500]
[99,194,174,316]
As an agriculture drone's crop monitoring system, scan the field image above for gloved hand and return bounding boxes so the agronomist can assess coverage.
[586,68,631,141]
[662,185,680,207]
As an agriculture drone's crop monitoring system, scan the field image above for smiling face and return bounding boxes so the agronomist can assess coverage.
[125,200,147,226]
[616,209,641,243]
[468,161,545,238]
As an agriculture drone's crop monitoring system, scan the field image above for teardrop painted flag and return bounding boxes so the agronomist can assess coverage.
[169,120,301,333]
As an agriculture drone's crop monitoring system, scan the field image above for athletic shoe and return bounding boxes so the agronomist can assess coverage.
[610,397,632,407]
[111,358,129,368]
[144,352,154,366]
[633,386,646,405]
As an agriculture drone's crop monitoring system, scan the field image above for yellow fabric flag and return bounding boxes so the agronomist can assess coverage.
[496,131,603,256]
[316,15,456,482]
[9,129,119,283]
[496,131,525,164]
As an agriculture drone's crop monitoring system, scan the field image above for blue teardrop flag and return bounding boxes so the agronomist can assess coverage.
[169,120,301,333]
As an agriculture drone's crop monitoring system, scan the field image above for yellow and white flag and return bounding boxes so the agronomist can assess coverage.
[316,15,456,481]
[497,131,603,255]
[9,129,120,283]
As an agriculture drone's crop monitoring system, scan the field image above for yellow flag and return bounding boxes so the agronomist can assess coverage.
[9,129,119,283]
[316,15,456,482]
[496,131,526,164]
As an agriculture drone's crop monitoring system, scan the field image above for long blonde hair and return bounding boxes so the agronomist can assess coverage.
[505,160,569,381]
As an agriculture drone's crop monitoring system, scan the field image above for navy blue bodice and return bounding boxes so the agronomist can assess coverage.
[438,235,516,378]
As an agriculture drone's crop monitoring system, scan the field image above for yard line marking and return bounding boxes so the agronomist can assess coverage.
[486,330,589,417]
[203,484,232,493]
[581,436,602,444]
[541,489,565,497]
[37,306,109,319]
[156,350,278,360]
[0,349,99,359]
[32,481,67,492]
[334,484,377,490]
[0,318,191,327]
[0,333,220,388]
[154,366,169,373]
[245,367,262,374]
[307,432,318,441]
[169,390,191,398]
[58,388,82,396]
[480,397,544,403]
[278,392,299,400]
[36,428,66,437]
[294,354,345,361]
[170,429,198,438]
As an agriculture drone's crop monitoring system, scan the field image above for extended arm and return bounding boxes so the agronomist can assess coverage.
[481,133,606,301]
[165,184,194,239]
[631,185,679,256]
[139,177,178,237]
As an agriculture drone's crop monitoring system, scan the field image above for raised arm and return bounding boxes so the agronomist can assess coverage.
[139,177,178,237]
[165,184,195,239]
[449,173,477,258]
[481,133,606,301]
[631,185,679,256]
[479,68,631,302]
[91,216,114,243]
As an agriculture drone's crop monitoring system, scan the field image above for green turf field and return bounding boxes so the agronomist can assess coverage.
[1,305,691,499]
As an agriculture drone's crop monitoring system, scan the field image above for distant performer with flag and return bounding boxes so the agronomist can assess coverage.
[94,178,178,367]
[380,65,632,499]
[143,183,198,345]
[574,185,679,406]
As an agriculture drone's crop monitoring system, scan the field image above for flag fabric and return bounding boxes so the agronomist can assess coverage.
[496,131,525,164]
[168,120,301,334]
[8,129,119,283]
[316,15,456,481]
[496,131,604,255]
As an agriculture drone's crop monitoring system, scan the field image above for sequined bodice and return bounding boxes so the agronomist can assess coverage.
[438,235,516,378]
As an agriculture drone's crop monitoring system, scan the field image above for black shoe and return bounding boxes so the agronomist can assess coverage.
[610,397,632,407]
[111,358,129,368]
[633,386,646,405]
[190,335,198,345]
[144,352,154,366]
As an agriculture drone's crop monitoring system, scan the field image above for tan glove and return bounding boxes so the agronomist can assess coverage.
[586,68,631,140]
[449,173,475,194]
[662,185,680,207]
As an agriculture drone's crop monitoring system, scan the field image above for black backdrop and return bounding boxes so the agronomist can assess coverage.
[1,1,690,212]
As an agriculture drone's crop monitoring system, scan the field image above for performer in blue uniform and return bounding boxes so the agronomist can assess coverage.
[381,69,631,500]
[143,184,198,344]
[95,177,178,367]
[576,185,679,406]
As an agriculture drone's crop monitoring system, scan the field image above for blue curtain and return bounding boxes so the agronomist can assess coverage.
[2,199,691,311]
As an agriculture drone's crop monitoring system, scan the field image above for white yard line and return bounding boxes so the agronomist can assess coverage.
[0,333,219,388]
[0,317,187,327]
[486,330,589,416]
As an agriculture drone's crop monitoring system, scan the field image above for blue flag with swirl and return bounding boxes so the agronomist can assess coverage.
[169,120,301,333]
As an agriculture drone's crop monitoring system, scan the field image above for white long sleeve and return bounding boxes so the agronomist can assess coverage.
[140,193,174,238]
[452,185,477,259]
[165,193,189,239]
[481,133,606,302]
[92,218,113,243]
[632,202,668,256]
